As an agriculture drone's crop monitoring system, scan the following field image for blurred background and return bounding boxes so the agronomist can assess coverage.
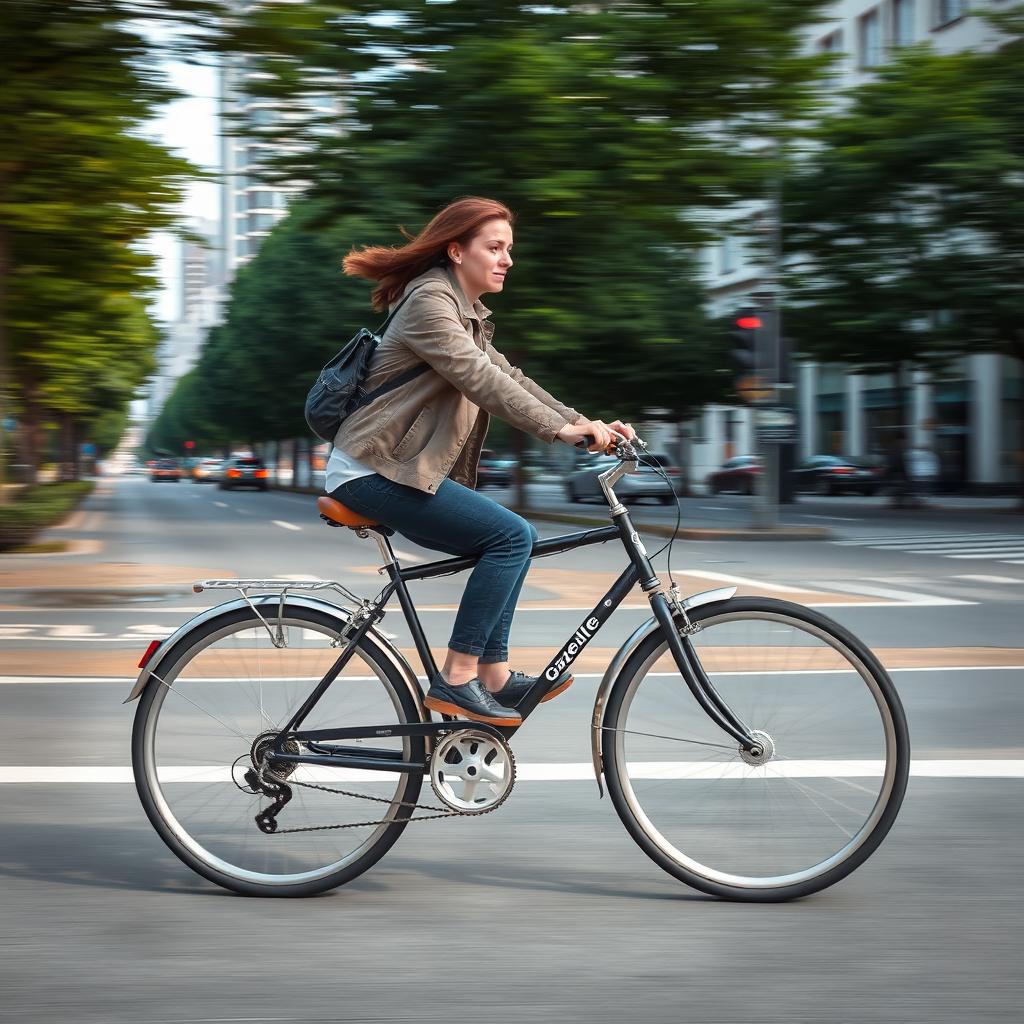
[1,0,1021,532]
[1,4,1022,1023]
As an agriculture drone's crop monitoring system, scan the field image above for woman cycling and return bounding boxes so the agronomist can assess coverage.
[327,196,636,727]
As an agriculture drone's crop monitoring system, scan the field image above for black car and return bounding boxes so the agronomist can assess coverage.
[219,456,269,491]
[791,455,882,496]
[706,455,762,495]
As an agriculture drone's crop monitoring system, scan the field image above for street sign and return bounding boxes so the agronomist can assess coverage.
[755,406,797,444]
[736,374,774,404]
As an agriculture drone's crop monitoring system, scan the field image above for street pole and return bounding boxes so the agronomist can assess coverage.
[751,165,785,530]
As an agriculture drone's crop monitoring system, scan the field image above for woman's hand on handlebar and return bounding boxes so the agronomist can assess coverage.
[556,417,636,453]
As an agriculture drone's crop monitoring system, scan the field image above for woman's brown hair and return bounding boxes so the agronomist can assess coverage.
[342,196,514,311]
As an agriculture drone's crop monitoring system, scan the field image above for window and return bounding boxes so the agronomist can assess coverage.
[893,0,915,46]
[936,0,964,26]
[249,212,279,231]
[859,9,883,68]
[818,29,843,52]
[719,235,738,275]
[248,191,276,210]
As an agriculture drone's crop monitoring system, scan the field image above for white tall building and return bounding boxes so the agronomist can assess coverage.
[146,218,223,422]
[672,0,1020,492]
[218,54,295,279]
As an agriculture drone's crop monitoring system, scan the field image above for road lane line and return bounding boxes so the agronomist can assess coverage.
[816,581,971,606]
[1,760,1021,783]
[272,520,301,532]
[801,514,860,522]
[955,575,1023,584]
[4,665,1024,686]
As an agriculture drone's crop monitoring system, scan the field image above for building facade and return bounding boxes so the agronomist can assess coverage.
[664,0,1020,492]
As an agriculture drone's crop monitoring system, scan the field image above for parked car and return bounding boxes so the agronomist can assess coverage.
[150,458,182,483]
[565,451,681,505]
[477,450,516,488]
[791,455,881,496]
[706,455,762,495]
[219,456,269,491]
[192,457,224,483]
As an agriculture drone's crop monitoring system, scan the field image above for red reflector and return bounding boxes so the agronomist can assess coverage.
[736,316,762,330]
[138,640,162,669]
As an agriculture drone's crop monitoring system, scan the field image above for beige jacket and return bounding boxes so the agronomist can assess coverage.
[334,266,583,494]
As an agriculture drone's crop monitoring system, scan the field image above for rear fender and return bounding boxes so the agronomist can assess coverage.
[589,586,736,795]
[123,594,427,721]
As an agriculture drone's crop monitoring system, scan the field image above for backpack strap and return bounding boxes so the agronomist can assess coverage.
[352,282,432,412]
[351,362,430,412]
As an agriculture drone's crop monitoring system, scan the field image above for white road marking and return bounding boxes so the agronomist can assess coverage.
[954,575,1024,584]
[699,506,731,512]
[2,664,1024,686]
[947,551,1024,559]
[272,520,301,531]
[683,570,814,594]
[1,760,1021,784]
[802,514,860,522]
[213,502,228,508]
[816,581,972,607]
[834,533,1024,546]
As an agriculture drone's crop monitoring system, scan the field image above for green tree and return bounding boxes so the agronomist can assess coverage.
[783,7,1024,496]
[235,0,830,419]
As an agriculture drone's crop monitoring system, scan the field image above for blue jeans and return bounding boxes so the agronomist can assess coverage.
[330,474,538,663]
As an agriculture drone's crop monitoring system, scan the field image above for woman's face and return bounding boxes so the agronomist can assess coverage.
[449,217,514,300]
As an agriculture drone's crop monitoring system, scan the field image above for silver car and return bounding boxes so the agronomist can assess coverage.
[565,452,681,505]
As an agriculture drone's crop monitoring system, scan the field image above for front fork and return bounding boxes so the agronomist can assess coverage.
[653,587,761,754]
[612,505,761,755]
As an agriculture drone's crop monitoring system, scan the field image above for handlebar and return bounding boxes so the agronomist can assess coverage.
[573,430,646,457]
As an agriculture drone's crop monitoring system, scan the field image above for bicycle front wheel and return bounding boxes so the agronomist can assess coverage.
[132,604,425,896]
[603,597,909,901]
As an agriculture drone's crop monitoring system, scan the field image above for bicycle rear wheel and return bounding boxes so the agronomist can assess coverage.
[603,597,909,901]
[132,604,425,896]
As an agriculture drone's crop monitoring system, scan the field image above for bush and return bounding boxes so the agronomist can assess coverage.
[0,482,95,552]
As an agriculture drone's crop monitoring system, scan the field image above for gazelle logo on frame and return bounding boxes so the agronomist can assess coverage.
[546,616,601,680]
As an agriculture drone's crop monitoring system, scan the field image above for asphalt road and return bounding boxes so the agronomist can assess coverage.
[1,476,1022,1023]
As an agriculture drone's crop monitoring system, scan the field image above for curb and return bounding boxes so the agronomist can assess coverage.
[508,508,831,541]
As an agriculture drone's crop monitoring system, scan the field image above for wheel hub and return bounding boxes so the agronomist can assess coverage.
[739,729,775,766]
[250,731,300,780]
[429,729,515,814]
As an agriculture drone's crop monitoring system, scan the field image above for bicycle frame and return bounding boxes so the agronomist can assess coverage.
[267,457,762,776]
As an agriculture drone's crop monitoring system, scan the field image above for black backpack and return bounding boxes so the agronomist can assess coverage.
[304,287,429,443]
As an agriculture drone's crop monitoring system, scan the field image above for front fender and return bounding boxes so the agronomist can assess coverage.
[123,594,427,721]
[589,586,736,795]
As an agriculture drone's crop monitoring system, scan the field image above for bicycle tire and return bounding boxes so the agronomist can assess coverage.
[602,596,910,902]
[132,604,426,897]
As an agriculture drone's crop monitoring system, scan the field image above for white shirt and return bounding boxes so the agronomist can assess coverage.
[325,446,376,494]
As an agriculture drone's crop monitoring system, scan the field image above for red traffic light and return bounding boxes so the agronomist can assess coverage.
[184,440,195,449]
[736,316,762,330]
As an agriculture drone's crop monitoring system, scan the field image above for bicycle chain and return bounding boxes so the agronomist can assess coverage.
[255,754,508,834]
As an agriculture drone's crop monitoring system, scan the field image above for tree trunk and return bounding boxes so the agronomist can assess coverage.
[20,394,42,485]
[59,412,76,481]
[674,419,691,498]
[0,224,10,503]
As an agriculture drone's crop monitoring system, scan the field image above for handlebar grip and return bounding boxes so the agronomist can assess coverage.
[574,434,597,449]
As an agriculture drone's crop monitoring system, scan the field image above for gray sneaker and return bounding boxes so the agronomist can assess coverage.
[424,674,522,727]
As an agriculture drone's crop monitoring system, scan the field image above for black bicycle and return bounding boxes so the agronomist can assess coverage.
[128,435,909,901]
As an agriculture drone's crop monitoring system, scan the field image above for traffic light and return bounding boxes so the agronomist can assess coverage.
[184,440,195,450]
[730,308,762,373]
